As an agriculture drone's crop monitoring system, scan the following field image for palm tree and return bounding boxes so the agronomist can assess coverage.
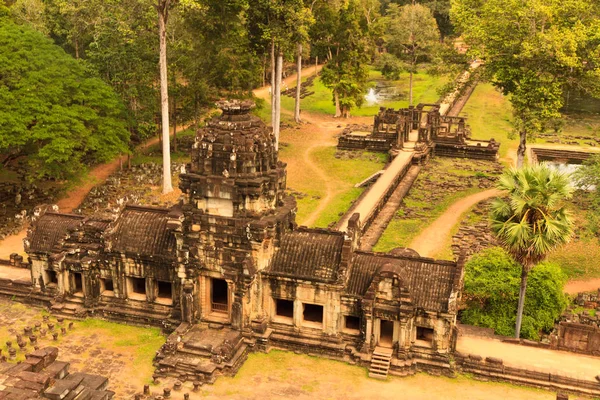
[490,164,574,338]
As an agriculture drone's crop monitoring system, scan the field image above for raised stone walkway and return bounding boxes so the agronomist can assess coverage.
[336,149,414,233]
[359,165,421,251]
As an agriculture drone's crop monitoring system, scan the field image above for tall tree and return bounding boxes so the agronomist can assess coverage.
[157,0,174,194]
[490,164,574,338]
[294,43,303,123]
[452,0,600,167]
[384,3,439,106]
[247,0,311,148]
[320,0,370,117]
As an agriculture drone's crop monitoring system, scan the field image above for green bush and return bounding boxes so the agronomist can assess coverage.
[460,247,568,340]
[374,53,404,80]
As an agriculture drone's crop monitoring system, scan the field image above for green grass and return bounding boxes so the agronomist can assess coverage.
[460,83,516,162]
[280,68,448,117]
[572,306,597,316]
[77,319,164,380]
[374,186,483,253]
[373,158,502,254]
[283,147,387,228]
[546,194,600,280]
[548,238,600,280]
[201,349,554,399]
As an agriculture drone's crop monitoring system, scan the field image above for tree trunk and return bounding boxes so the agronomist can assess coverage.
[517,130,527,167]
[270,39,276,129]
[515,267,529,338]
[172,78,177,153]
[262,54,267,88]
[294,43,302,123]
[409,70,414,107]
[274,51,283,151]
[158,3,173,194]
[194,95,199,127]
[334,91,341,118]
[315,55,319,76]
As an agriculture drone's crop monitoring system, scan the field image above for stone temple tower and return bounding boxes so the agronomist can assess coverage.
[174,100,296,328]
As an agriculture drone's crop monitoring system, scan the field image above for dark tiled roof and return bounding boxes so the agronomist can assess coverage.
[28,213,84,253]
[347,252,459,312]
[267,229,345,281]
[110,206,175,258]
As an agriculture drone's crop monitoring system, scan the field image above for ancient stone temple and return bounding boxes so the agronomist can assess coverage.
[338,104,500,161]
[24,100,465,382]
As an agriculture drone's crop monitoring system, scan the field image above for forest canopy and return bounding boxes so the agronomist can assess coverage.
[0,10,130,180]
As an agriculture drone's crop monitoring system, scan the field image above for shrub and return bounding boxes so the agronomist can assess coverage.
[374,53,404,80]
[460,247,568,340]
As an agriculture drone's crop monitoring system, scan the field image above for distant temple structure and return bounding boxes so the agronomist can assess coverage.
[337,104,500,161]
[24,101,465,381]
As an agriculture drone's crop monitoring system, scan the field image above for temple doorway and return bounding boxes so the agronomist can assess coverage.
[73,272,83,294]
[211,278,229,313]
[379,319,394,347]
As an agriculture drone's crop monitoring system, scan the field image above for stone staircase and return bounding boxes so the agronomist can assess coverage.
[368,346,393,379]
[155,323,251,383]
[50,296,87,319]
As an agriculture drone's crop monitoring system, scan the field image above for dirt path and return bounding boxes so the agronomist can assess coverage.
[409,189,501,258]
[253,64,324,101]
[292,113,343,227]
[564,279,600,294]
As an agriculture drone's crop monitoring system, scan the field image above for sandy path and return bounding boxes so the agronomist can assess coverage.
[409,189,501,258]
[564,279,600,294]
[253,68,366,227]
[298,117,340,227]
[253,64,324,101]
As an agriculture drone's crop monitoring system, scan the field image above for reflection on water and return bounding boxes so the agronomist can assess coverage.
[365,88,378,105]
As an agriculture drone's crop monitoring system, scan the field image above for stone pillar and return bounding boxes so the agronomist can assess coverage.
[231,296,243,330]
[180,283,196,324]
[293,299,303,328]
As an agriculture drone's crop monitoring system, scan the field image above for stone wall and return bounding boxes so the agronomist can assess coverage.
[433,140,500,161]
[454,352,600,398]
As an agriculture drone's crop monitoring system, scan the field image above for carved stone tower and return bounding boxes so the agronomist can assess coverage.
[175,100,296,326]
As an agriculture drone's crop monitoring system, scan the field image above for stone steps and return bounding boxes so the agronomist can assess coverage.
[50,298,88,320]
[369,347,393,380]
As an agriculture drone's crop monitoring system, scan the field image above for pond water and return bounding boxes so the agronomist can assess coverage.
[365,88,378,105]
[364,81,407,105]
[545,162,595,191]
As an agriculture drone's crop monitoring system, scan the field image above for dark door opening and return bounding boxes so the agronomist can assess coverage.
[379,319,394,347]
[73,272,83,293]
[46,270,58,285]
[211,278,228,313]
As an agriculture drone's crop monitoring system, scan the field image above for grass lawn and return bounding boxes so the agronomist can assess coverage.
[547,193,600,280]
[193,349,554,400]
[459,83,516,164]
[279,143,387,227]
[461,83,600,165]
[373,158,502,253]
[280,69,448,118]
